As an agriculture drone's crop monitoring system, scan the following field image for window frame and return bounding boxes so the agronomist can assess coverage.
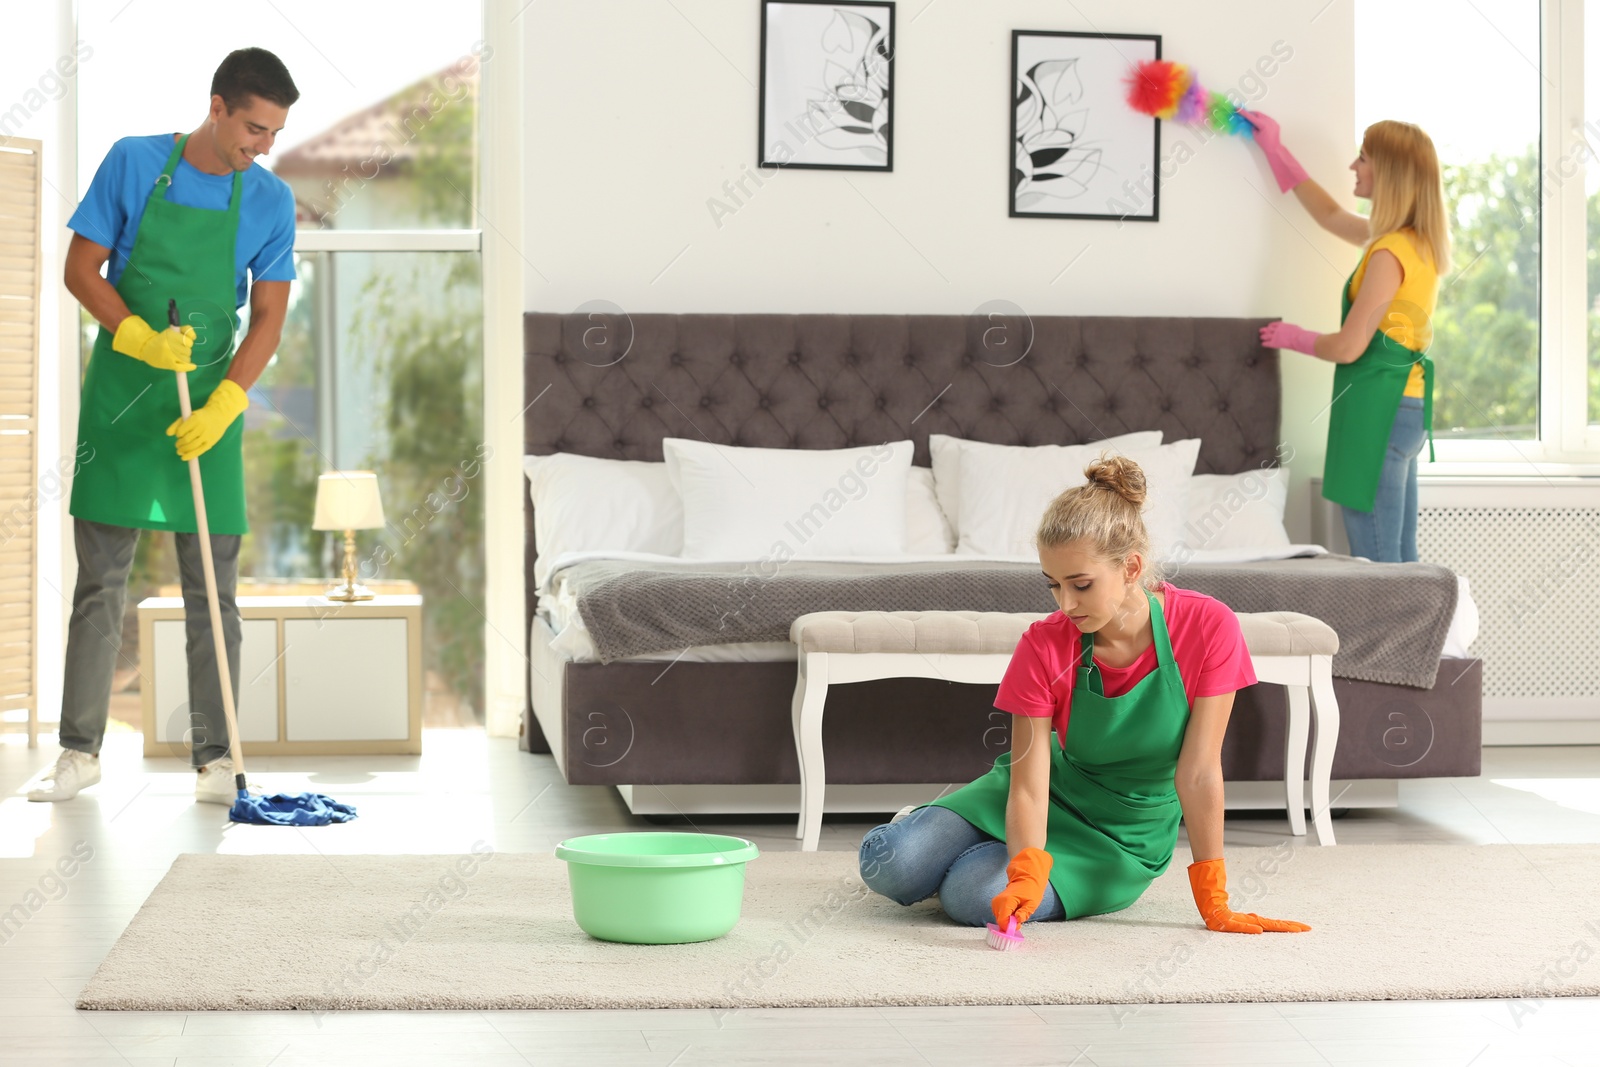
[59,0,510,727]
[1423,0,1598,473]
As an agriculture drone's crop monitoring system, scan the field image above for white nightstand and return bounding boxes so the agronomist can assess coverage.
[139,594,423,756]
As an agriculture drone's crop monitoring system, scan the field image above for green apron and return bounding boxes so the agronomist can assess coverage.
[928,589,1191,919]
[1320,266,1435,513]
[70,134,248,534]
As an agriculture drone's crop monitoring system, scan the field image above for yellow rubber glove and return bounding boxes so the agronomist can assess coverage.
[991,846,1053,926]
[113,314,197,373]
[166,379,249,462]
[1187,858,1311,934]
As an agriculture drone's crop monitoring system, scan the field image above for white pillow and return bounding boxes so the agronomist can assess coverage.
[523,454,683,588]
[954,437,1201,562]
[663,438,914,559]
[1178,467,1291,552]
[929,430,1162,540]
[906,466,955,554]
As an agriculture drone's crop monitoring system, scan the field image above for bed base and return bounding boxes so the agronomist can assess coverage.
[614,780,1399,817]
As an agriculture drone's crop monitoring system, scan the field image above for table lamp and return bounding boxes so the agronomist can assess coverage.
[312,470,386,602]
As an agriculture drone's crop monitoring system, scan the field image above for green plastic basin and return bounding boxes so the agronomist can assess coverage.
[554,832,761,944]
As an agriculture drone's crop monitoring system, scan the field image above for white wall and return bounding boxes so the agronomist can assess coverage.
[1,1,77,735]
[521,0,1360,539]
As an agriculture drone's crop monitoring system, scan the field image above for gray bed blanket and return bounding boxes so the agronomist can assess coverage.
[562,554,1460,688]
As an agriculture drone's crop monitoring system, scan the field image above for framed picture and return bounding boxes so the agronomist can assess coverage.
[1010,30,1161,220]
[759,0,894,170]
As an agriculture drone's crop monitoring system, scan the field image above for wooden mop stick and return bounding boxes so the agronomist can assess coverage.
[174,359,248,790]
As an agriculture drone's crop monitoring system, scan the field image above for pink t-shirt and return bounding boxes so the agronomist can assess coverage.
[994,581,1256,746]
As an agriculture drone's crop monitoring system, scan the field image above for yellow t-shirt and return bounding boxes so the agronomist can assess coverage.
[1346,228,1438,398]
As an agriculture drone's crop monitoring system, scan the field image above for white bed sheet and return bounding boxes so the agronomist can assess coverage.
[532,544,1481,664]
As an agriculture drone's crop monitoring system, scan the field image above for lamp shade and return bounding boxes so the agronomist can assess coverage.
[312,470,386,531]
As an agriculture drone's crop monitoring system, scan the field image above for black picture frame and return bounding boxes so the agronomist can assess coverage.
[1010,30,1161,221]
[758,0,895,171]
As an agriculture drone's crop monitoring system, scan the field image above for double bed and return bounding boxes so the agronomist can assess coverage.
[521,312,1482,815]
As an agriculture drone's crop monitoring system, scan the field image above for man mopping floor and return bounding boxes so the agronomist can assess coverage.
[29,48,299,805]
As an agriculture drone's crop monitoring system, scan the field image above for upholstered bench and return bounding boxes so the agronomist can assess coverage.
[788,608,1341,851]
[1233,611,1342,844]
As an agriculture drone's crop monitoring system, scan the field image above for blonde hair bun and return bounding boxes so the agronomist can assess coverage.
[1083,453,1147,509]
[1034,449,1160,592]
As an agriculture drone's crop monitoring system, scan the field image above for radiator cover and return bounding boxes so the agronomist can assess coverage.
[1313,477,1600,721]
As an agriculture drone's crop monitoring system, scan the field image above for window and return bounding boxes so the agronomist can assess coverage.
[76,2,485,229]
[75,1,487,729]
[1358,0,1600,464]
[1588,0,1600,428]
[1356,0,1542,441]
[248,249,486,722]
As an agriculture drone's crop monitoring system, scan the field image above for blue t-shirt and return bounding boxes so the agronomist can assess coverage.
[68,133,297,309]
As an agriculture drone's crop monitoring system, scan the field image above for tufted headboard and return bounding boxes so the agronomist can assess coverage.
[522,311,1280,627]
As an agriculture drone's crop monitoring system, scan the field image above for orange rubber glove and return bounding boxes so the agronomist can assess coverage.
[166,379,249,462]
[1187,858,1311,934]
[991,847,1053,926]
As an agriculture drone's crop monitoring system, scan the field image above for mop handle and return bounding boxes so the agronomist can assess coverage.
[171,300,248,788]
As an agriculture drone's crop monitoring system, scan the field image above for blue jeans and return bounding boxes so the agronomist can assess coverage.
[858,804,1065,927]
[1340,396,1425,564]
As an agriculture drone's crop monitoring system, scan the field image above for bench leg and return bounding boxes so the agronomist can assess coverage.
[1308,654,1340,846]
[791,655,807,840]
[1283,682,1309,837]
[792,652,829,851]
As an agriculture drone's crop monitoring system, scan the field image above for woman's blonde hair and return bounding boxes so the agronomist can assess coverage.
[1036,453,1161,592]
[1362,119,1452,275]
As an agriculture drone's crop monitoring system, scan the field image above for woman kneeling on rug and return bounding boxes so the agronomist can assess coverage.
[859,455,1310,935]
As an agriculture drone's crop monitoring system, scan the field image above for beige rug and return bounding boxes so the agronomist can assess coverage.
[78,844,1600,1011]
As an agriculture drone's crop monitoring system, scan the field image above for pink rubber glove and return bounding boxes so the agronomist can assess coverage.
[1260,321,1320,356]
[1238,109,1309,192]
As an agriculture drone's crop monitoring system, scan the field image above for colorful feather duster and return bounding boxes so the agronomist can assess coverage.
[1125,59,1254,136]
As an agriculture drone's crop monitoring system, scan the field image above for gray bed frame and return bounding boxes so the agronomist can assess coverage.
[521,312,1481,809]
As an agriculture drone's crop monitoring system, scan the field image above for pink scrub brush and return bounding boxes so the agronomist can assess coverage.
[985,915,1025,951]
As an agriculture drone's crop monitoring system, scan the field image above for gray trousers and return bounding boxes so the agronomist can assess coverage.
[60,518,240,767]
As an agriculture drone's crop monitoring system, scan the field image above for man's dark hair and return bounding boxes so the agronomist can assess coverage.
[211,48,300,111]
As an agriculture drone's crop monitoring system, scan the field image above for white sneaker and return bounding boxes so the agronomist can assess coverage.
[26,749,101,802]
[889,804,917,825]
[195,757,264,805]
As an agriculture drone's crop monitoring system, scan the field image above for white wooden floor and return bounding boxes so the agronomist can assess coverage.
[2,730,1598,1066]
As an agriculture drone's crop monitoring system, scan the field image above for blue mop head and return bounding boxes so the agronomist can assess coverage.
[229,790,358,826]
